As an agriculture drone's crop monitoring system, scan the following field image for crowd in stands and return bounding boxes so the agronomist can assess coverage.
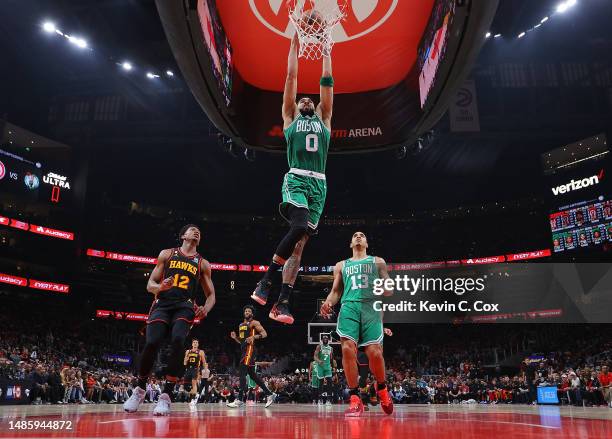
[1,304,611,407]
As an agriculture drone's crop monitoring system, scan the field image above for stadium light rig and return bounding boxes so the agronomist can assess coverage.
[488,0,579,42]
[40,18,178,84]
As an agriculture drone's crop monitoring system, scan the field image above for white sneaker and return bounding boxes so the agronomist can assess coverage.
[326,401,332,406]
[265,393,276,408]
[153,393,171,416]
[123,387,146,413]
[190,398,198,406]
[226,400,244,408]
[317,400,323,405]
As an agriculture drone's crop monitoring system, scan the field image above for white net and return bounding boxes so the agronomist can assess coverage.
[287,0,347,60]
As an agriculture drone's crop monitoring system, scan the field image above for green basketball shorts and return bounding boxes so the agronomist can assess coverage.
[279,170,327,231]
[336,301,384,347]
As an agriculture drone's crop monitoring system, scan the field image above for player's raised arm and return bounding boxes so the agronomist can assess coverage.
[197,259,216,319]
[147,249,172,297]
[283,33,300,129]
[317,54,333,130]
[320,261,344,317]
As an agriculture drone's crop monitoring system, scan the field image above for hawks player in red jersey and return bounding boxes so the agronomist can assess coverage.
[124,224,216,416]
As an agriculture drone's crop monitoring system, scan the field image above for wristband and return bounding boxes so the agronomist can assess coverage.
[320,76,334,87]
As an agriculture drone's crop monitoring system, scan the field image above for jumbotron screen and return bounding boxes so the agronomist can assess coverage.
[551,199,612,252]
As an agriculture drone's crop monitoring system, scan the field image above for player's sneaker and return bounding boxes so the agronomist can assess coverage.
[123,386,146,413]
[377,387,394,415]
[153,393,171,416]
[269,302,294,324]
[251,280,272,305]
[265,393,277,408]
[326,400,332,406]
[226,399,244,408]
[190,398,198,406]
[344,395,364,417]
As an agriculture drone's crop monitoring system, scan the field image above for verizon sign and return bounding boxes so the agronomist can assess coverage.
[29,224,74,241]
[29,279,70,294]
[0,273,27,287]
[551,170,603,196]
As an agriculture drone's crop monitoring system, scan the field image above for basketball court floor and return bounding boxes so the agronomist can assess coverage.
[1,403,610,438]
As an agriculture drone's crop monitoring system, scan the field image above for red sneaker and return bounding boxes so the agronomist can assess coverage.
[268,302,294,325]
[344,395,364,417]
[377,387,394,415]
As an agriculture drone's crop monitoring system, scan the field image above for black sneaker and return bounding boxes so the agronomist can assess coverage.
[251,280,272,305]
[269,302,294,325]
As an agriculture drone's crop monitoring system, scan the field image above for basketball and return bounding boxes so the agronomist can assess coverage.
[300,9,324,34]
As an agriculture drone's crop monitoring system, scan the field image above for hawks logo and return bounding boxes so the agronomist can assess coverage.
[249,0,398,41]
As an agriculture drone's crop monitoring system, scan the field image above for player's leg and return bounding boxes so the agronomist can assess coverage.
[360,312,393,415]
[245,366,276,407]
[154,311,193,416]
[124,310,169,413]
[341,337,363,416]
[251,174,309,305]
[227,363,248,408]
[358,363,370,410]
[269,231,309,324]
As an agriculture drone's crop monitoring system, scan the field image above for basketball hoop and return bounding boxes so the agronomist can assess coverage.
[287,0,347,60]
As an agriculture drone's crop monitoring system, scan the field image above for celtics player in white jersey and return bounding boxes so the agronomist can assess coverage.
[251,33,333,325]
[320,232,394,417]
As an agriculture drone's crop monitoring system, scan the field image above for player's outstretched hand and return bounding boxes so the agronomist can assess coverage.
[195,306,207,320]
[230,331,237,340]
[383,327,393,337]
[320,300,333,318]
[245,336,255,345]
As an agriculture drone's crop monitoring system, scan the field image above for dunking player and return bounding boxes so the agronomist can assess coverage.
[184,338,206,405]
[227,305,276,408]
[123,225,216,415]
[251,32,334,325]
[320,232,394,417]
[313,334,334,405]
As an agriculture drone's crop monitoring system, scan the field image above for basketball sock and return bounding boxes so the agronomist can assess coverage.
[277,283,293,304]
[137,377,147,390]
[263,261,282,282]
[376,382,387,391]
[349,388,360,397]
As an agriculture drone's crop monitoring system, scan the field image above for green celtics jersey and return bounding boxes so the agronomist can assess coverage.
[317,343,333,369]
[284,114,330,174]
[341,255,379,304]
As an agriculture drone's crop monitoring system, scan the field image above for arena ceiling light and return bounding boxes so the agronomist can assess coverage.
[38,17,178,85]
[556,0,577,14]
[42,21,56,33]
